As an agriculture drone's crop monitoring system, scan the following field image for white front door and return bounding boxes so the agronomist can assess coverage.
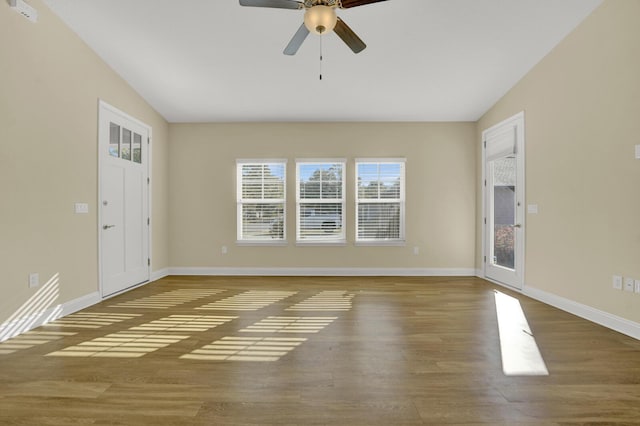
[483,112,525,290]
[99,101,150,297]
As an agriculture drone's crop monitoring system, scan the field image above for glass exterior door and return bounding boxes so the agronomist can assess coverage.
[484,113,524,289]
[490,156,516,270]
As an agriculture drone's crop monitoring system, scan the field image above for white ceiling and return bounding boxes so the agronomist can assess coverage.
[42,0,602,123]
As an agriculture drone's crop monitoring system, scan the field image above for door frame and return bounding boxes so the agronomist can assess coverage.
[97,99,152,299]
[482,111,525,290]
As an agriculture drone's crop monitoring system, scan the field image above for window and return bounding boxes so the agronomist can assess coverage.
[109,122,142,164]
[355,159,405,243]
[296,160,346,243]
[237,160,287,242]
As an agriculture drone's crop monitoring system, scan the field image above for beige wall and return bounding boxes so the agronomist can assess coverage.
[169,123,476,270]
[476,0,640,322]
[0,1,169,326]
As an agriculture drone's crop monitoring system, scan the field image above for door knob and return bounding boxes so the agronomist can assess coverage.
[513,224,522,228]
[103,225,116,230]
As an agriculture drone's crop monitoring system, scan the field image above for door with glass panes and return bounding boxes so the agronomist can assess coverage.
[99,101,150,297]
[483,113,524,289]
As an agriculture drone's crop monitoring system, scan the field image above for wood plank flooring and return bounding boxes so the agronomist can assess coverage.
[0,276,639,425]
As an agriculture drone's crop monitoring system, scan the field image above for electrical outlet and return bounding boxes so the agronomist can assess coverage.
[28,273,39,288]
[612,275,623,290]
[413,246,419,255]
[624,277,635,292]
[635,280,640,294]
[221,246,228,255]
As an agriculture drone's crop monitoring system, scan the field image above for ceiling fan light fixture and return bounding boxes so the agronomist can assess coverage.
[304,5,337,35]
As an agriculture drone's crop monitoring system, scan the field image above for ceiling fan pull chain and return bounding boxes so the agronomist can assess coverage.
[319,34,323,80]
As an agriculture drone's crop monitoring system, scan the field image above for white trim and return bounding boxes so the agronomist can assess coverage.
[236,158,288,164]
[355,159,406,243]
[236,240,288,247]
[168,267,476,277]
[148,129,154,274]
[296,241,347,247]
[151,268,170,281]
[475,268,484,278]
[354,240,406,247]
[0,291,101,343]
[296,159,347,243]
[482,111,525,290]
[354,158,407,164]
[236,160,287,242]
[481,275,640,341]
[99,100,151,129]
[100,280,152,301]
[97,100,152,298]
[523,286,640,341]
[295,158,347,163]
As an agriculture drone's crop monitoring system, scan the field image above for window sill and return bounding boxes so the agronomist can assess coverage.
[354,240,406,247]
[236,240,288,247]
[295,240,347,247]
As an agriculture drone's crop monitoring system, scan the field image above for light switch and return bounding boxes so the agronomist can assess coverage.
[612,275,623,290]
[75,203,89,214]
[635,144,640,159]
[29,273,39,288]
[624,277,635,292]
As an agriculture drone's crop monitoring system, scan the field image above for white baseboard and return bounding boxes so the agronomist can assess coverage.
[0,291,101,343]
[475,268,483,278]
[479,271,640,341]
[168,267,476,277]
[151,268,170,281]
[523,286,640,341]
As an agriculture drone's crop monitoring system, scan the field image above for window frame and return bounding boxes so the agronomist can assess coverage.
[354,158,406,246]
[236,159,288,245]
[295,159,347,245]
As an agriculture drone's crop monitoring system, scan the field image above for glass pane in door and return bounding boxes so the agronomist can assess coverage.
[121,128,131,160]
[109,123,120,158]
[491,156,516,269]
[133,133,142,164]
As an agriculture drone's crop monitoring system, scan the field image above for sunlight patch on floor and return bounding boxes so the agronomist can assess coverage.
[46,332,189,358]
[129,315,237,333]
[110,289,225,309]
[494,290,549,376]
[42,312,142,329]
[240,316,337,333]
[0,331,77,355]
[286,291,355,311]
[180,336,307,362]
[45,314,236,358]
[196,291,297,311]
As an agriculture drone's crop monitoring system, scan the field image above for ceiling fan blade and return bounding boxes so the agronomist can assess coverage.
[339,0,387,9]
[239,0,302,10]
[334,17,366,54]
[284,23,310,55]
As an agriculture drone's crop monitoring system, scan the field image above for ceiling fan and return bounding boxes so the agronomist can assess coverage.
[239,0,388,55]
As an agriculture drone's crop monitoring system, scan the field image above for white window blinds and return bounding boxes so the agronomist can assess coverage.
[296,160,346,243]
[355,159,405,242]
[485,125,517,161]
[237,160,287,241]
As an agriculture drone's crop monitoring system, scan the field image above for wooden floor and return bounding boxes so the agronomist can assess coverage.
[0,276,639,425]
